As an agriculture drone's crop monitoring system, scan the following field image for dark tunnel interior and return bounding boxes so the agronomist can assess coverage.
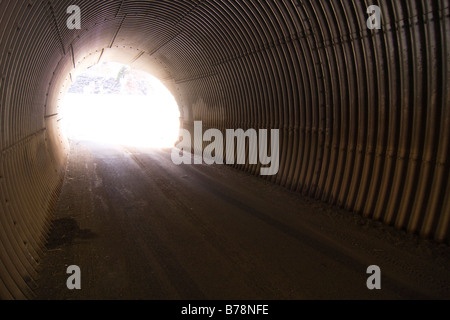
[0,0,449,300]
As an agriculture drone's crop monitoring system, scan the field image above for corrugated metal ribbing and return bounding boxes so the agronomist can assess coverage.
[0,0,66,299]
[174,0,449,242]
[0,0,449,299]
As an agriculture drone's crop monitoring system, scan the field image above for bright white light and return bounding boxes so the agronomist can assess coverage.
[61,64,180,148]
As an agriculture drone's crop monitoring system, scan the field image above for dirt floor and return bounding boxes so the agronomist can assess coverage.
[34,140,450,300]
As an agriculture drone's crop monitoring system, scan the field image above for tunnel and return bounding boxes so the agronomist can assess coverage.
[0,0,449,300]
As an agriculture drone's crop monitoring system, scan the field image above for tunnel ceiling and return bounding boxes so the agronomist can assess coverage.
[0,0,449,299]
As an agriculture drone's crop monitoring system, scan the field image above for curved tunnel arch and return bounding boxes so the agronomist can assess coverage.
[0,0,449,299]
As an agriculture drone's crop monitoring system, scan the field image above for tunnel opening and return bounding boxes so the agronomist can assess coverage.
[60,62,181,148]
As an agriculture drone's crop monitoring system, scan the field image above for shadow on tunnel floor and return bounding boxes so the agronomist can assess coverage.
[45,218,97,250]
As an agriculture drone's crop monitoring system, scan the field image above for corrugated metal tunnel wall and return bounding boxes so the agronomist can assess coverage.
[0,0,449,299]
